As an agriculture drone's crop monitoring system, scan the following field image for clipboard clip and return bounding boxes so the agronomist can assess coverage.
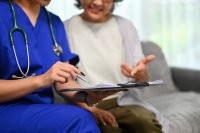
[117,81,149,88]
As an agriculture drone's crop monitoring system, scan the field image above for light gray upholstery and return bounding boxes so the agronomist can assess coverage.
[141,41,200,133]
[139,41,178,99]
[141,41,200,95]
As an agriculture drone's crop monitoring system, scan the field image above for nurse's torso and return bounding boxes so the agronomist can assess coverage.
[0,2,65,104]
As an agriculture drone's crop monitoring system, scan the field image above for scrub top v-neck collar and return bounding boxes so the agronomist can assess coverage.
[12,2,43,32]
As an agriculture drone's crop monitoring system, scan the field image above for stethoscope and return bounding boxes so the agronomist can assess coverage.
[9,2,63,79]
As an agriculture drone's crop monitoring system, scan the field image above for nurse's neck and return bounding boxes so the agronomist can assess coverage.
[14,0,40,27]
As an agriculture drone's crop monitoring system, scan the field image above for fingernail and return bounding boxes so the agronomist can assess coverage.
[114,124,118,128]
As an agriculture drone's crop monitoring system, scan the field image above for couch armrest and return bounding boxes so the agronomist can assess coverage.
[171,67,200,92]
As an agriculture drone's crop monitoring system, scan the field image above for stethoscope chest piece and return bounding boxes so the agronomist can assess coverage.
[53,43,63,56]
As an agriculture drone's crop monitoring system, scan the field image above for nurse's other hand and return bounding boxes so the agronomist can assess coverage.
[40,61,80,88]
[121,55,155,82]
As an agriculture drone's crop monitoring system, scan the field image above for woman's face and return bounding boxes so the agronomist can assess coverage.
[80,0,114,23]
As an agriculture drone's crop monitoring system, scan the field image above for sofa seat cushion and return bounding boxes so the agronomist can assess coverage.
[147,92,200,133]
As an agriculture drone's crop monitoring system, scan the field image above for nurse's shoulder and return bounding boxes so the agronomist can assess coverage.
[0,1,11,16]
[46,9,63,28]
[0,1,12,25]
[0,1,12,31]
[45,9,66,37]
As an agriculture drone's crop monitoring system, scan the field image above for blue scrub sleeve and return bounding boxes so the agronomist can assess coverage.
[54,15,79,65]
[0,20,5,78]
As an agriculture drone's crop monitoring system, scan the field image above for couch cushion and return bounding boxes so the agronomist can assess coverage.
[147,92,200,133]
[139,41,178,99]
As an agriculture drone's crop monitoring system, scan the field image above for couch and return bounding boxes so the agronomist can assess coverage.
[54,41,200,133]
[140,41,200,133]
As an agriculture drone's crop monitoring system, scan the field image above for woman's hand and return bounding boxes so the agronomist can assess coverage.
[121,55,155,82]
[40,61,80,88]
[89,107,118,128]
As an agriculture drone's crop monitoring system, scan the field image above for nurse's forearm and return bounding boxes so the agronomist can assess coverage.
[55,81,96,103]
[0,76,43,103]
[55,82,103,104]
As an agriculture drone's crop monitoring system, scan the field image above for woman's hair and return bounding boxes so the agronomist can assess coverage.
[74,0,124,12]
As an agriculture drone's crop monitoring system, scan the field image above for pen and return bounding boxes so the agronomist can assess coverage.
[76,66,85,76]
[80,71,85,76]
[75,66,90,84]
[76,74,90,84]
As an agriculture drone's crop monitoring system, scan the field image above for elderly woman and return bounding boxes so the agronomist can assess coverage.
[64,0,164,133]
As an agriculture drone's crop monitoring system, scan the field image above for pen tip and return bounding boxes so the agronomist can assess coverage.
[81,72,85,76]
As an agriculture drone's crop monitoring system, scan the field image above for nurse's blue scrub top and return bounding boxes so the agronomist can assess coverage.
[0,2,78,104]
[0,2,101,133]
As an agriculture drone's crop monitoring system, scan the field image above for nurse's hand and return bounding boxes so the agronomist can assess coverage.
[77,103,119,128]
[40,61,80,88]
[88,107,118,128]
[121,55,155,82]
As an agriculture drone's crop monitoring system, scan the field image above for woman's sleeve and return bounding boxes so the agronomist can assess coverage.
[116,16,144,66]
[54,16,79,65]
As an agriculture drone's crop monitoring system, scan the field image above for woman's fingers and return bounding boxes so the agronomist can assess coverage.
[121,64,132,77]
[121,67,131,77]
[131,63,145,76]
[120,55,155,80]
[137,55,156,65]
[121,64,132,73]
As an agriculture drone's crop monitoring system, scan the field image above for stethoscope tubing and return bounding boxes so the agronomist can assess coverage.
[10,2,30,78]
[9,2,63,79]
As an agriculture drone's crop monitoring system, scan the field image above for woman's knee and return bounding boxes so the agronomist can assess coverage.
[115,106,163,133]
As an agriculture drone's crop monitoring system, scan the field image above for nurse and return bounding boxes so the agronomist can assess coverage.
[0,0,114,132]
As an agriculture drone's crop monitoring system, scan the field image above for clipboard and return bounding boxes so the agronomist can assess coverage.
[59,80,165,92]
